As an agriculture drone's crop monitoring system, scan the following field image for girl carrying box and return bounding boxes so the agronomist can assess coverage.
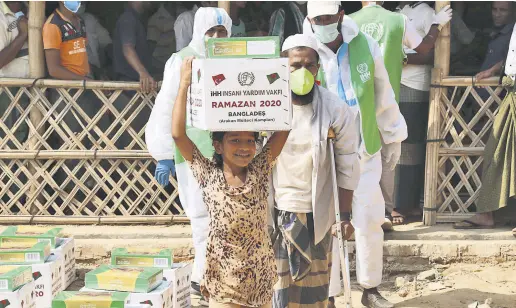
[172,56,290,308]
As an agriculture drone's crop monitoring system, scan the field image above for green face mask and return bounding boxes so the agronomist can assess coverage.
[290,67,315,96]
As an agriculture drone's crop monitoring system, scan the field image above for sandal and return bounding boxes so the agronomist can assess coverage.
[453,220,495,229]
[391,210,406,225]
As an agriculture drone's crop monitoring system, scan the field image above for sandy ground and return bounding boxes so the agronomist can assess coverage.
[187,262,516,308]
[333,262,516,308]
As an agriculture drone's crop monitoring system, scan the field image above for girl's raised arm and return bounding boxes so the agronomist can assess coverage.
[171,56,196,162]
[266,131,290,161]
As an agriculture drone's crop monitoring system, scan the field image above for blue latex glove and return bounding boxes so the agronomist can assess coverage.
[155,160,175,186]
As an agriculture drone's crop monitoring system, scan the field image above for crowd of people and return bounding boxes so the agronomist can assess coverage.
[1,1,516,308]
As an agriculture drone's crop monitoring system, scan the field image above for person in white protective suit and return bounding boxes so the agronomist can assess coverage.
[145,7,232,305]
[302,2,408,308]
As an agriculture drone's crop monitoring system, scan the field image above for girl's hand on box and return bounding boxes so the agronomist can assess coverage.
[180,56,195,88]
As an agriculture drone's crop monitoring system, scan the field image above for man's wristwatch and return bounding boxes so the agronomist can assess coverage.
[340,212,351,222]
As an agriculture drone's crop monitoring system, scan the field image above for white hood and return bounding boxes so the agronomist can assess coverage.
[189,7,233,56]
[302,15,360,45]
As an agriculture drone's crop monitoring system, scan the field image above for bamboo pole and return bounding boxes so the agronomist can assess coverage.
[218,1,231,14]
[439,76,499,87]
[434,1,451,75]
[424,1,451,225]
[28,1,45,215]
[0,78,162,90]
[0,150,153,159]
[0,215,190,225]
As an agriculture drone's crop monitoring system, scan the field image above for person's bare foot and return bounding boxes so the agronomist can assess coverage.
[512,227,516,237]
[391,209,405,225]
[453,212,495,229]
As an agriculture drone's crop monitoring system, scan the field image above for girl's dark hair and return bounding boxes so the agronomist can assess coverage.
[211,131,260,168]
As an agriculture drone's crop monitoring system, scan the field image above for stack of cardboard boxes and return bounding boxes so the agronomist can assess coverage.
[0,227,76,308]
[54,248,191,308]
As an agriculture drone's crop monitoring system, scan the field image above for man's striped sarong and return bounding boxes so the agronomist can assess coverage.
[271,210,333,308]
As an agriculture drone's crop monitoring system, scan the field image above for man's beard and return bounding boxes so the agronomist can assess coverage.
[291,88,315,105]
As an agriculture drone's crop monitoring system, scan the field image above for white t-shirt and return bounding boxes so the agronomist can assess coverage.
[399,2,435,91]
[505,24,516,79]
[273,103,314,213]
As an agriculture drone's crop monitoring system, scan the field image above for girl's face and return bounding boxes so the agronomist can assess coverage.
[214,131,257,168]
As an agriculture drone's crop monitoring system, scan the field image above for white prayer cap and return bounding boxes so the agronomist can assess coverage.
[307,1,340,19]
[282,34,319,54]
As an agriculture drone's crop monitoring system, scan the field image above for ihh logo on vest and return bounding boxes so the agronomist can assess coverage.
[361,23,384,42]
[357,63,371,83]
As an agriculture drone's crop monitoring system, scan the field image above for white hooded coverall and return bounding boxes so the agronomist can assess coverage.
[303,16,408,294]
[145,7,232,284]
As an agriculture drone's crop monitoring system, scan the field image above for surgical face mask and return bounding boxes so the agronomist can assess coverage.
[290,67,315,96]
[312,22,340,44]
[63,1,81,14]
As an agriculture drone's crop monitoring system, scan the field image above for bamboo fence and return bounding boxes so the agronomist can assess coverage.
[0,78,183,223]
[422,1,507,224]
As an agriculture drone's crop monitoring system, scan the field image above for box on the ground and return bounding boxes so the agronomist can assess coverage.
[111,248,173,269]
[51,291,130,308]
[0,227,62,249]
[50,238,75,289]
[32,254,63,308]
[0,265,33,292]
[206,37,280,59]
[85,266,163,293]
[81,282,173,308]
[188,58,291,132]
[0,242,50,265]
[163,264,191,308]
[0,281,35,308]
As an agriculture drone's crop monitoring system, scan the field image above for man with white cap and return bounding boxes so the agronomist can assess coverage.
[270,33,360,308]
[303,2,408,308]
[145,7,232,306]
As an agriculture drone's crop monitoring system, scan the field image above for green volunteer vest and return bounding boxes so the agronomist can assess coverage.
[174,47,215,164]
[350,5,405,103]
[316,32,381,155]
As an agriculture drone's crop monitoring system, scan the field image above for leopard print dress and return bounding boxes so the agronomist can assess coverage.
[188,145,277,307]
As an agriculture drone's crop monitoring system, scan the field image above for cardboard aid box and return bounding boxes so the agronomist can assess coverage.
[32,255,63,308]
[188,58,291,131]
[50,238,75,289]
[0,281,35,308]
[81,282,173,308]
[162,264,191,308]
[0,265,33,292]
[51,291,130,308]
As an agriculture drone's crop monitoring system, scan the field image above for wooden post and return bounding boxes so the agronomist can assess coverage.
[218,1,231,14]
[423,1,451,225]
[28,1,45,214]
